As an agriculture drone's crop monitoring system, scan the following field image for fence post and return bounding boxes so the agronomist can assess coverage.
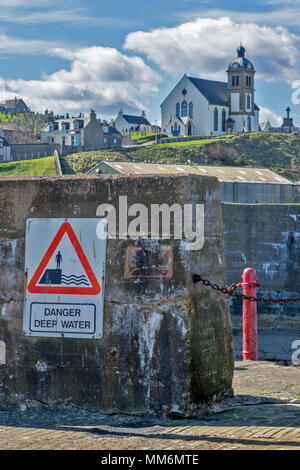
[238,268,259,361]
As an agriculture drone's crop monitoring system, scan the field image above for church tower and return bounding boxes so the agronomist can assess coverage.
[227,45,256,131]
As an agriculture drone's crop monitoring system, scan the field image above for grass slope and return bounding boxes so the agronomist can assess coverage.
[0,156,56,176]
[60,133,300,181]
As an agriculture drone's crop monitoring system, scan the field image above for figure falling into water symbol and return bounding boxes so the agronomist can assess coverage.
[55,251,62,270]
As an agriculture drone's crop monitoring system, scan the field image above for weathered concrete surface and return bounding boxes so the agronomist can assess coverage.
[223,203,300,362]
[0,174,233,414]
[0,362,299,450]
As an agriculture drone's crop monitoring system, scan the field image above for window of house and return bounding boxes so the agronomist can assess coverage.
[176,103,180,117]
[71,135,75,146]
[113,138,117,144]
[62,137,65,146]
[181,101,187,117]
[222,109,226,132]
[74,122,79,131]
[214,108,218,131]
[103,127,109,133]
[104,137,107,143]
[189,102,193,118]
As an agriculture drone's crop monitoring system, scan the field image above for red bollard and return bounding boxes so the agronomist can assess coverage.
[238,268,259,361]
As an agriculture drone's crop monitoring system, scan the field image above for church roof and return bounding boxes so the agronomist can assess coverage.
[188,77,228,107]
[187,76,259,110]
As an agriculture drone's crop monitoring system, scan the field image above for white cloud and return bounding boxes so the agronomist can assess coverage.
[0,33,60,55]
[259,106,282,127]
[0,46,161,117]
[177,6,300,27]
[124,16,300,83]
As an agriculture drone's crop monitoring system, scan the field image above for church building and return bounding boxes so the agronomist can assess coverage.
[161,46,260,137]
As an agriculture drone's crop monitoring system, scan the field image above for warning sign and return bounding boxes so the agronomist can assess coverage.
[27,222,100,295]
[23,218,107,339]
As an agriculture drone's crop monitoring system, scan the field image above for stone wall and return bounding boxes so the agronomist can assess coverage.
[0,174,233,414]
[223,203,300,362]
[10,143,60,160]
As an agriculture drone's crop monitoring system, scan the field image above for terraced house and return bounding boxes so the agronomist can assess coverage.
[161,45,260,137]
[41,109,121,151]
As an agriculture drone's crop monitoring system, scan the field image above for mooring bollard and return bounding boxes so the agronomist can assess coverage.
[238,268,259,361]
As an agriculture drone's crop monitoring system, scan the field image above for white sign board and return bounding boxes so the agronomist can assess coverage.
[23,218,107,339]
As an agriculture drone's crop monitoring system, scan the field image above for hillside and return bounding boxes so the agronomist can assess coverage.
[60,133,300,181]
[0,156,56,176]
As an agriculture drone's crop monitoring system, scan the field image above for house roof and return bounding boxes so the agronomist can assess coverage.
[2,99,27,109]
[187,76,260,110]
[86,161,291,184]
[122,115,151,126]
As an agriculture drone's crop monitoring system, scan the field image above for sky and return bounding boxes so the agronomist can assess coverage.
[1,0,300,126]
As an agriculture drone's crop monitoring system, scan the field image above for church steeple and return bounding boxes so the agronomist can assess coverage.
[237,44,246,58]
[227,45,256,120]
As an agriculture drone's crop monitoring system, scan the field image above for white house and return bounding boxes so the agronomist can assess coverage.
[161,46,260,137]
[115,109,151,134]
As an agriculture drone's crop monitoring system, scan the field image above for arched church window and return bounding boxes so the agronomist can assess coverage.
[189,102,193,118]
[232,76,236,87]
[248,116,251,132]
[214,108,218,132]
[176,103,180,117]
[178,125,181,134]
[222,109,226,132]
[249,76,252,87]
[181,101,187,117]
[174,122,178,131]
[236,76,239,86]
[247,94,251,109]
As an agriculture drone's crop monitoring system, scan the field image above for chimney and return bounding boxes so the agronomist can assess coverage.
[141,110,146,119]
[90,109,96,120]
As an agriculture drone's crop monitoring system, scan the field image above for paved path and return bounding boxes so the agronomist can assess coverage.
[0,361,299,450]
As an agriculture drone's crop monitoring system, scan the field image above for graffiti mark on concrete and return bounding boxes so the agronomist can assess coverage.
[124,244,173,279]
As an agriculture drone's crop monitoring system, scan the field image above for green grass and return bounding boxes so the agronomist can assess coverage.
[0,156,57,176]
[155,135,234,148]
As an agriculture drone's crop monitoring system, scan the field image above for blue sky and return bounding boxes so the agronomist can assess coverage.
[1,0,300,126]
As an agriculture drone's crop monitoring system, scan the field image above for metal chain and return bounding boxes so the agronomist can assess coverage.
[193,274,300,304]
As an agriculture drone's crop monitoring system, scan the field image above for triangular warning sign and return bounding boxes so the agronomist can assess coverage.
[27,222,101,295]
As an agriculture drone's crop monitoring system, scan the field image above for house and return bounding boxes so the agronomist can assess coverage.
[0,122,34,144]
[0,97,29,114]
[86,162,295,203]
[41,109,121,150]
[262,107,300,134]
[101,121,122,149]
[0,136,11,161]
[115,109,151,134]
[259,121,272,132]
[161,45,260,137]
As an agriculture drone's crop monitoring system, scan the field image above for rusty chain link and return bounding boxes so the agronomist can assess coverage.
[193,274,300,304]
